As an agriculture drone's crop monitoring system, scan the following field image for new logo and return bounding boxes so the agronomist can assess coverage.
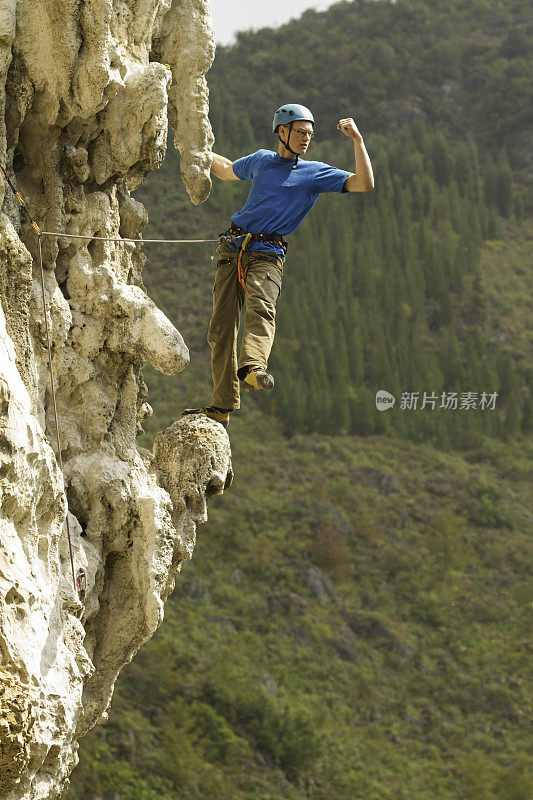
[375,390,396,410]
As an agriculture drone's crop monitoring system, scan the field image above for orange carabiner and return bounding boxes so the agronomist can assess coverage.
[237,233,252,292]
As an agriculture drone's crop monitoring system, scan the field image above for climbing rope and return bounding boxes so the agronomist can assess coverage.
[1,162,217,601]
[37,232,78,595]
[39,231,218,244]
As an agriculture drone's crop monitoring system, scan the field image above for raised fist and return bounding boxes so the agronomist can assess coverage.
[337,118,362,142]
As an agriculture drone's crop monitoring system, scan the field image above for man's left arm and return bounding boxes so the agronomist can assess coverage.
[338,118,374,192]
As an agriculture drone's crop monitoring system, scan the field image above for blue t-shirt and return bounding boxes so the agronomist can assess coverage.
[228,149,352,256]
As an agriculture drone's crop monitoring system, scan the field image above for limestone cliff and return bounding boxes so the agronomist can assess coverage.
[0,3,232,799]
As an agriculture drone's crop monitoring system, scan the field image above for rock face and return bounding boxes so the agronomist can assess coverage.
[0,3,230,799]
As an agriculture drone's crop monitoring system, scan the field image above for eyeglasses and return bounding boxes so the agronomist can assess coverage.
[294,129,314,140]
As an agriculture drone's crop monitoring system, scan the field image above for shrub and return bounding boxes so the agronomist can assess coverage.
[199,679,321,780]
[308,523,352,581]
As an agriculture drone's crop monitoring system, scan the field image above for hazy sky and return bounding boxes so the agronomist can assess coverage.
[210,0,336,45]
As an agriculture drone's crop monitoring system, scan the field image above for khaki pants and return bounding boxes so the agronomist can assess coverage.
[207,240,283,410]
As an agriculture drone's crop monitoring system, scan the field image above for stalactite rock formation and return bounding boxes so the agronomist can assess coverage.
[0,3,231,799]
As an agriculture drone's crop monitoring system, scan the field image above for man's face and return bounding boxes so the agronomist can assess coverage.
[280,121,314,154]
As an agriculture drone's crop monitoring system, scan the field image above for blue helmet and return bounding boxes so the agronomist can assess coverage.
[272,103,314,133]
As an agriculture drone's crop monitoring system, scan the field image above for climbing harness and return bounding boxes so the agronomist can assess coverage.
[220,224,286,292]
[1,162,217,602]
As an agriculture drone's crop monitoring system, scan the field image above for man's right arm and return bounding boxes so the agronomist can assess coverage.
[211,153,241,181]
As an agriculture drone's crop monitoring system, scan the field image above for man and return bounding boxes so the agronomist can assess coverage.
[184,104,374,428]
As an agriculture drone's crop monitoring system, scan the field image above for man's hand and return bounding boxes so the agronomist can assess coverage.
[337,118,363,143]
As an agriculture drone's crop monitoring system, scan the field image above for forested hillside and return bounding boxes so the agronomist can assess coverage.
[67,2,532,799]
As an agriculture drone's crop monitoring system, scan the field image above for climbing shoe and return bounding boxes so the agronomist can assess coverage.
[181,406,231,428]
[241,366,275,393]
